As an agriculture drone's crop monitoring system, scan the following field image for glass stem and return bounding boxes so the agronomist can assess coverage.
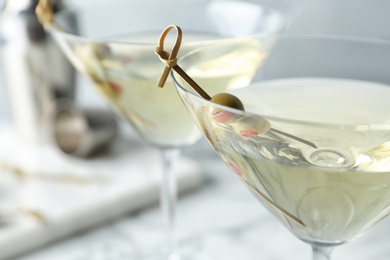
[160,148,180,259]
[312,245,334,260]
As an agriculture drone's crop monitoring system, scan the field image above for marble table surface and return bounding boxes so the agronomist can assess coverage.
[11,136,390,260]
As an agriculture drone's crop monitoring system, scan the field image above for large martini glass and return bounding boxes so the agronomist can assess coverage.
[35,0,308,258]
[171,34,390,259]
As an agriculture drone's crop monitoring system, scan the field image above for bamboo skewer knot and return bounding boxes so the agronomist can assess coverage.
[155,25,182,88]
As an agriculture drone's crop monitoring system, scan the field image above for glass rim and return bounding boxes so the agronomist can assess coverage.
[49,0,289,46]
[171,34,390,131]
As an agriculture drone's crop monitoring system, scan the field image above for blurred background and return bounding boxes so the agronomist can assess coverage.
[1,0,390,259]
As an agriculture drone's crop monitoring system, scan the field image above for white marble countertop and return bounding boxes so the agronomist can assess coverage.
[9,136,390,260]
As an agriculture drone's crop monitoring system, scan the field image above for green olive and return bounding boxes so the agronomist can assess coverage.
[210,93,245,111]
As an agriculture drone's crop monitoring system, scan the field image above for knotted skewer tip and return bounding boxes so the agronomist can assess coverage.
[155,25,182,88]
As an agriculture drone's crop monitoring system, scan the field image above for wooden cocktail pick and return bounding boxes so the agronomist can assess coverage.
[155,25,317,149]
[155,25,211,100]
[36,0,68,32]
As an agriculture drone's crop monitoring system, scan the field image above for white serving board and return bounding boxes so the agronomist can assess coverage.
[0,128,202,259]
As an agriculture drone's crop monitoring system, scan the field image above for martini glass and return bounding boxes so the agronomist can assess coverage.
[35,0,306,258]
[171,35,390,259]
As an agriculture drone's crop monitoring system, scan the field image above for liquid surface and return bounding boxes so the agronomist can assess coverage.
[234,78,390,125]
[201,78,390,244]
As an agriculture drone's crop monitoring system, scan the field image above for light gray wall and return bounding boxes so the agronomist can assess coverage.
[286,0,390,39]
